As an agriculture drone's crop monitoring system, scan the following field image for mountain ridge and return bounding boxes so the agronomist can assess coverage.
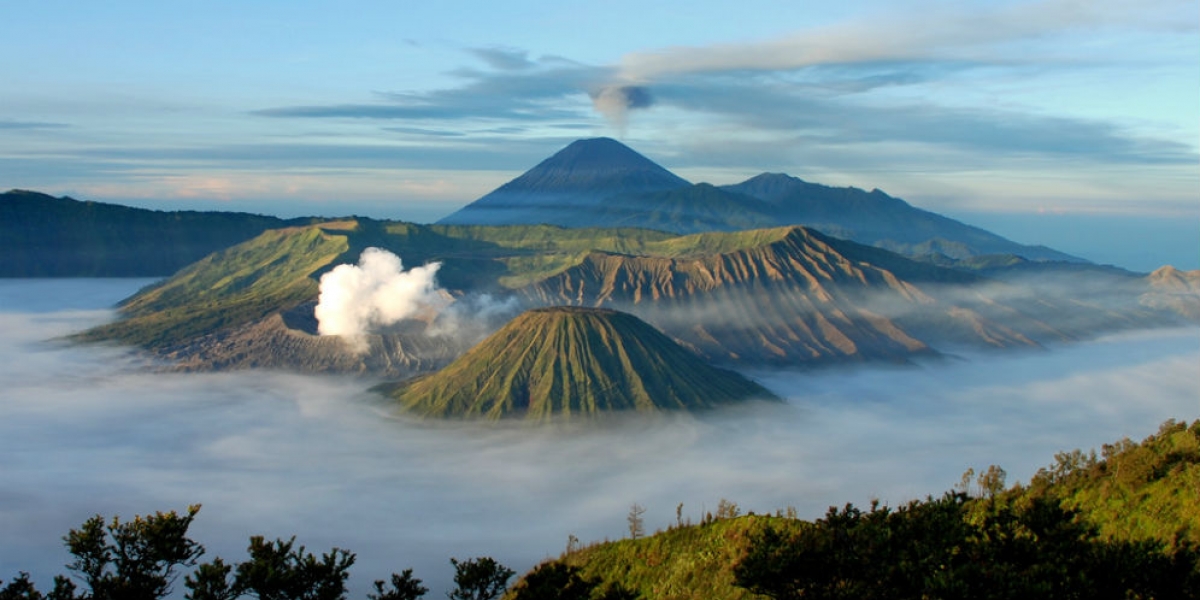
[0,189,313,277]
[436,139,1083,263]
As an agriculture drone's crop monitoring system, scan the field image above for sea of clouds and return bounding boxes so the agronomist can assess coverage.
[1,278,1196,596]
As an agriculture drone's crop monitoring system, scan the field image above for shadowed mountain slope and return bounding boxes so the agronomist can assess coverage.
[721,172,1080,261]
[0,189,310,276]
[381,307,778,421]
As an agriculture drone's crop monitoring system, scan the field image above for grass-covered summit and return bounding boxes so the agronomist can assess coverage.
[381,306,778,421]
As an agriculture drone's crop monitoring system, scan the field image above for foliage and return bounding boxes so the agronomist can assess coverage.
[1012,418,1200,549]
[227,536,356,600]
[505,562,638,600]
[547,512,791,600]
[63,505,205,600]
[732,492,1199,599]
[1,506,401,600]
[448,557,514,600]
[366,569,427,600]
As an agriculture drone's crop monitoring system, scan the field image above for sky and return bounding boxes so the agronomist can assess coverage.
[1,1,1197,266]
[1,279,1197,596]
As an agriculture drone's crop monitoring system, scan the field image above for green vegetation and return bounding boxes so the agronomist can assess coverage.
[1007,418,1200,549]
[733,492,1196,599]
[76,226,349,348]
[0,506,513,600]
[382,307,778,421]
[549,510,791,600]
[508,420,1199,599]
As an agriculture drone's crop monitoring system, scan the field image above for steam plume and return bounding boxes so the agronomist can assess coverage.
[314,248,448,352]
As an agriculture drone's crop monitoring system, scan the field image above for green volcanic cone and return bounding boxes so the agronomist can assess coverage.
[382,306,778,421]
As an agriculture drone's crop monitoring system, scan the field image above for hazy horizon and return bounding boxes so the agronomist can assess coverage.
[3,1,1196,264]
[2,278,1196,596]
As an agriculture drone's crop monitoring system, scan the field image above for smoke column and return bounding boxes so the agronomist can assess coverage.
[314,248,448,352]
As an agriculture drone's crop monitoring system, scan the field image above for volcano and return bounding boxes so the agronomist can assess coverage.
[379,306,778,421]
[436,137,690,226]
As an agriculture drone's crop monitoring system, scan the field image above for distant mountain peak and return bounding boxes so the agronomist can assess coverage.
[437,138,691,226]
[493,137,690,193]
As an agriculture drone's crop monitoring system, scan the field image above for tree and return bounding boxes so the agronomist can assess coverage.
[626,504,645,540]
[447,557,513,600]
[231,536,356,600]
[0,573,42,600]
[0,574,75,600]
[63,505,205,600]
[507,563,640,600]
[506,563,594,600]
[366,569,426,600]
[183,557,236,600]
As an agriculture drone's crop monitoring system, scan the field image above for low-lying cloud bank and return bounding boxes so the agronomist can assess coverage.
[1,279,1196,596]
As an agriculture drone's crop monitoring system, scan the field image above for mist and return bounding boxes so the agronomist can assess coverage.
[1,279,1197,597]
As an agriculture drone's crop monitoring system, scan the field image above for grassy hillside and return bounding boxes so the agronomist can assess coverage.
[513,420,1200,599]
[77,225,349,347]
[547,513,798,600]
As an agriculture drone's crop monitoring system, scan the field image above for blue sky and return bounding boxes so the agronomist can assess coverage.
[1,0,1197,266]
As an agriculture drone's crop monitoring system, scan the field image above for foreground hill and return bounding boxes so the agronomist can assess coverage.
[380,307,778,420]
[512,420,1200,599]
[0,189,309,277]
[437,138,1080,262]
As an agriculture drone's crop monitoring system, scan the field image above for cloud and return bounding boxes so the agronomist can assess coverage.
[1,279,1197,596]
[468,47,536,72]
[612,0,1197,82]
[254,56,605,123]
[0,120,69,130]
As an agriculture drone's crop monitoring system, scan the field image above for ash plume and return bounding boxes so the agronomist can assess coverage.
[314,248,449,353]
[590,85,654,134]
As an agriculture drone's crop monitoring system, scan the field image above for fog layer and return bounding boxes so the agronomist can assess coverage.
[1,279,1196,596]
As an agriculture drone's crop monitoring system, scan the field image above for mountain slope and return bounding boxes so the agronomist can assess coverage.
[437,138,691,226]
[78,220,1176,375]
[0,189,308,276]
[381,307,778,421]
[721,173,1081,261]
[437,139,1083,262]
[1141,266,1200,320]
[515,226,1061,365]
